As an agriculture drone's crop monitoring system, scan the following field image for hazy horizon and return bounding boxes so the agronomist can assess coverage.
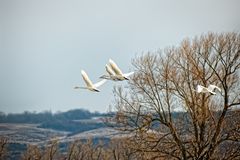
[1,0,240,113]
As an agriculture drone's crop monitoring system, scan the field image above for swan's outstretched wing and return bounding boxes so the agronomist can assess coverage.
[106,64,115,76]
[208,84,221,92]
[123,72,134,78]
[81,70,94,88]
[94,79,107,88]
[109,59,123,75]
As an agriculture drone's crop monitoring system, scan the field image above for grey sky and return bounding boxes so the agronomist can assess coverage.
[0,0,239,113]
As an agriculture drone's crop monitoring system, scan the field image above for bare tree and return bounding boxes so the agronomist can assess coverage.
[111,32,240,159]
[66,138,107,160]
[0,137,8,160]
[21,144,42,160]
[44,140,59,160]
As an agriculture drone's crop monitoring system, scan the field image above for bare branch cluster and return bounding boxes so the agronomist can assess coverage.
[111,32,240,159]
[0,137,8,160]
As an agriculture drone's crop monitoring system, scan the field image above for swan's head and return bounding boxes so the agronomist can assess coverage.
[99,75,110,79]
[74,86,80,89]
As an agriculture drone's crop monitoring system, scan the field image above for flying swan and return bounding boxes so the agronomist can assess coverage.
[196,84,221,95]
[100,59,134,81]
[74,70,107,92]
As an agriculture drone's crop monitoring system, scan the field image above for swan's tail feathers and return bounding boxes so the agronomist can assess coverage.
[123,72,134,78]
[208,85,221,92]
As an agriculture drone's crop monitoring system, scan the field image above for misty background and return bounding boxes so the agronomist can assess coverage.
[0,0,239,113]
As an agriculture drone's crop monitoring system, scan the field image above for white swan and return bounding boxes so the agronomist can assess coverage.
[196,84,221,95]
[99,64,120,81]
[100,59,134,81]
[74,70,107,92]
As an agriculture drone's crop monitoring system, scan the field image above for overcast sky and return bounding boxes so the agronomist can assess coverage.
[0,0,239,113]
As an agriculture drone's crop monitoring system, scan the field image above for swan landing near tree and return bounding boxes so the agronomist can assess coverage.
[196,84,221,95]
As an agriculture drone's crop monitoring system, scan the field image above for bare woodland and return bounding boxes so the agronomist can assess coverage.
[1,32,239,160]
[111,32,240,159]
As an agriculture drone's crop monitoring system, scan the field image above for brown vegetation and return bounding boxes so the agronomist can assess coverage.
[1,32,239,160]
[20,138,143,160]
[0,137,8,160]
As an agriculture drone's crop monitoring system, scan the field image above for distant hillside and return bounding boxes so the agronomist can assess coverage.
[0,109,104,123]
[0,109,112,133]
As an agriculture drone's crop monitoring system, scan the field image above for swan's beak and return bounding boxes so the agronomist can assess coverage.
[124,77,129,80]
[74,86,80,89]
